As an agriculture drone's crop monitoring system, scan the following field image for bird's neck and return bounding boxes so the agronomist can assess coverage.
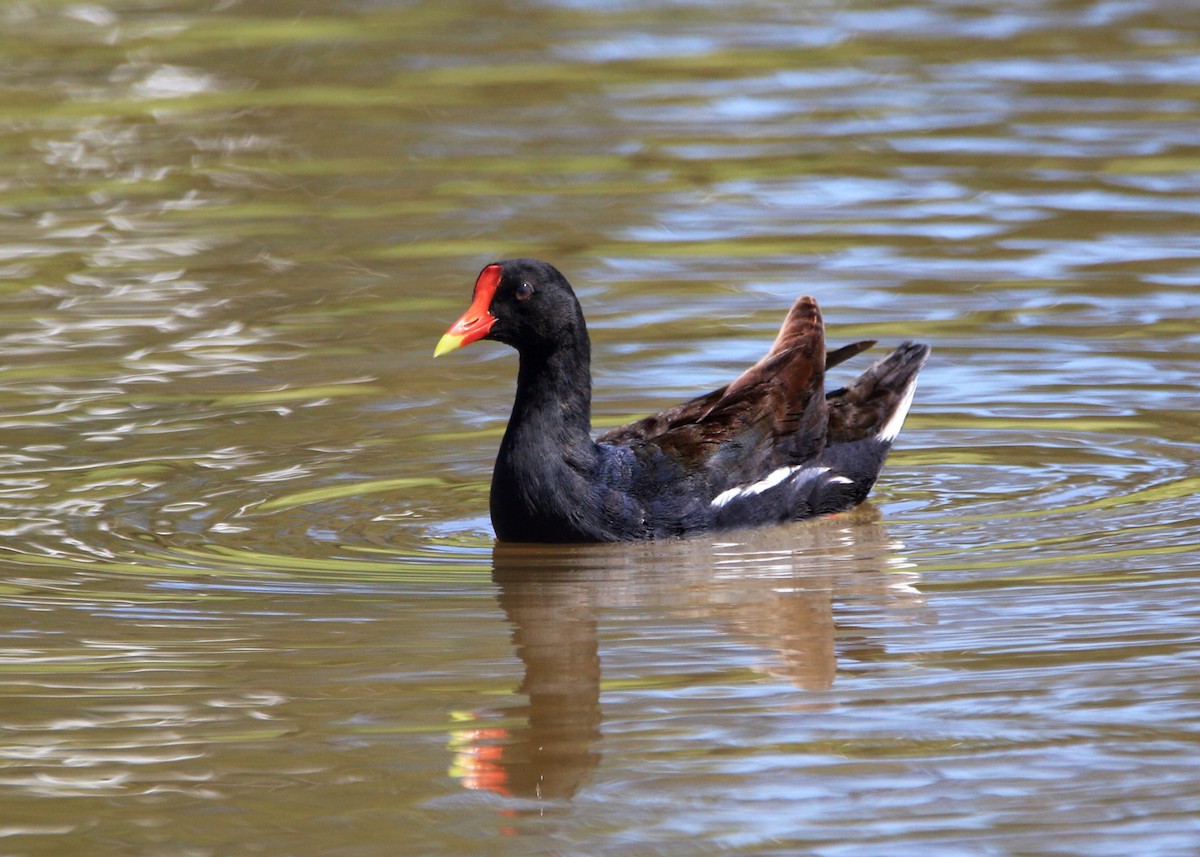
[508,336,594,445]
[491,336,599,541]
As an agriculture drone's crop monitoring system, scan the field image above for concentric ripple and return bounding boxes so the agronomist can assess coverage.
[2,1,1199,856]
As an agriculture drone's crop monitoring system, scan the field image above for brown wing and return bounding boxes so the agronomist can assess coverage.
[598,296,829,474]
[826,339,876,370]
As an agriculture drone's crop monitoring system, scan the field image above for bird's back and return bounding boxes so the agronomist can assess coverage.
[597,296,928,535]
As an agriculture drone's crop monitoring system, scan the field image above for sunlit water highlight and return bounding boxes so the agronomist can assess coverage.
[1,1,1199,855]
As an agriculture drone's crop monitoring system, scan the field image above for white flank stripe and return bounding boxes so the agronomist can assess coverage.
[878,378,919,444]
[828,475,853,485]
[711,466,828,509]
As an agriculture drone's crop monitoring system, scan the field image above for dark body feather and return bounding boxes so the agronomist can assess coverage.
[439,259,929,543]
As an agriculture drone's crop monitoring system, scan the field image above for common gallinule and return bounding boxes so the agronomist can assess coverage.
[436,259,929,542]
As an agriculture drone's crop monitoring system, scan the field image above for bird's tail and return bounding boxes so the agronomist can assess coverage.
[818,342,930,502]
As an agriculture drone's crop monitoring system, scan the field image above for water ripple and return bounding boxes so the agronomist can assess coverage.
[1,2,1199,854]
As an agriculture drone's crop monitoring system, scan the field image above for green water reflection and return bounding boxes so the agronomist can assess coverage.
[1,0,1199,855]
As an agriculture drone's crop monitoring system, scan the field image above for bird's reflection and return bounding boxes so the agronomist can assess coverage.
[449,567,602,801]
[449,510,928,803]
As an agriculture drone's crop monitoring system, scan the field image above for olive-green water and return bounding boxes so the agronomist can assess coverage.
[2,1,1199,855]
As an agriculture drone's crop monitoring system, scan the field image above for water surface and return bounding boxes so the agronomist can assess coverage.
[1,1,1199,855]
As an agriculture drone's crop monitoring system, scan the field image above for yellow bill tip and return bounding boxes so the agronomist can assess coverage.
[433,332,466,358]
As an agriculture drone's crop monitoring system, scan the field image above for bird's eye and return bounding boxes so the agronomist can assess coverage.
[515,282,534,301]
